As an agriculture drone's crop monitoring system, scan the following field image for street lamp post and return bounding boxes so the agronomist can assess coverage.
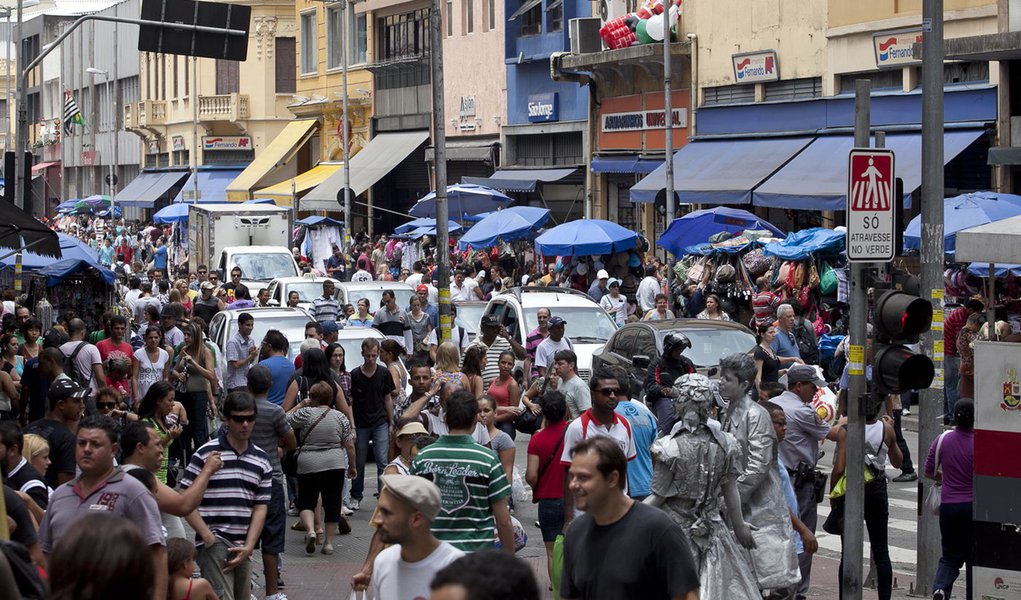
[86,66,114,214]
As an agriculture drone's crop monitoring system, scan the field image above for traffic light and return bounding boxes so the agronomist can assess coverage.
[872,290,936,394]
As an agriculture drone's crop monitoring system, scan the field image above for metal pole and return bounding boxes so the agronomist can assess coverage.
[192,56,199,201]
[341,0,351,250]
[430,0,450,343]
[14,0,25,211]
[917,0,944,592]
[4,9,10,153]
[662,9,674,309]
[112,18,119,214]
[842,78,871,600]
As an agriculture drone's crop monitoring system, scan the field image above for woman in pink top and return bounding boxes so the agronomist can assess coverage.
[487,350,521,440]
[925,398,974,600]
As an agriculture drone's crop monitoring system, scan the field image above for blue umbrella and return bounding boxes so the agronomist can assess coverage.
[0,232,98,269]
[409,184,513,218]
[967,263,1021,277]
[535,219,638,257]
[56,199,81,213]
[461,212,493,223]
[153,203,191,224]
[394,217,462,234]
[903,192,1021,253]
[38,258,116,286]
[458,206,551,250]
[658,207,785,256]
[296,216,344,227]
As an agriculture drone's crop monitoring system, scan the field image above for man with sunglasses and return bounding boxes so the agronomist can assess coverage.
[223,267,250,305]
[190,265,209,292]
[183,391,272,600]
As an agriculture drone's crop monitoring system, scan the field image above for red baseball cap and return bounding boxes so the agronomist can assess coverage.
[416,284,428,293]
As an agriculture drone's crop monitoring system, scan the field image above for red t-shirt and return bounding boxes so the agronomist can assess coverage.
[527,420,569,500]
[96,339,134,366]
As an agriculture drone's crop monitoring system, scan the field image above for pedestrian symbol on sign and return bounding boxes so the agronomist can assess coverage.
[850,154,892,211]
[846,148,896,263]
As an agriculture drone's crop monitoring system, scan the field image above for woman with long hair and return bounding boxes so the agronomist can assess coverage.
[1,333,24,381]
[173,279,193,315]
[407,294,436,364]
[18,318,42,359]
[696,293,732,321]
[22,433,51,479]
[136,380,182,485]
[433,342,463,390]
[132,325,171,404]
[380,339,409,424]
[525,391,569,583]
[486,350,521,440]
[753,324,783,394]
[172,320,218,457]
[284,347,354,427]
[347,298,374,328]
[478,396,515,486]
[326,342,352,402]
[460,345,486,399]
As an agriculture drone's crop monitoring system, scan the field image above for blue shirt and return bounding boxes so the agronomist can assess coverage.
[259,355,295,406]
[777,456,804,554]
[153,245,167,269]
[422,302,439,329]
[614,400,657,498]
[771,327,801,360]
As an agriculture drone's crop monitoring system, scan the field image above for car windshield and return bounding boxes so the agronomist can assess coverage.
[229,313,311,360]
[455,304,486,335]
[679,328,757,367]
[523,306,617,343]
[287,282,339,304]
[348,288,416,311]
[231,254,298,282]
[335,335,381,372]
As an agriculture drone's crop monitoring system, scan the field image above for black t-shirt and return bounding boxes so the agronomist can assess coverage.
[561,501,699,600]
[192,297,221,328]
[25,418,77,488]
[3,485,37,548]
[349,365,395,428]
[22,358,49,423]
[5,460,49,510]
[754,345,782,384]
[222,282,250,303]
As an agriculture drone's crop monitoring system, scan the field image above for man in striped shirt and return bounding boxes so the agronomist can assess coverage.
[311,279,341,324]
[183,391,273,600]
[410,390,515,553]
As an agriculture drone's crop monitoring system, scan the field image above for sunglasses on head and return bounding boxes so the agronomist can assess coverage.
[228,414,257,423]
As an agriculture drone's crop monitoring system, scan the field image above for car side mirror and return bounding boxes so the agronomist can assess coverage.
[267,299,280,307]
[707,367,719,377]
[633,355,650,369]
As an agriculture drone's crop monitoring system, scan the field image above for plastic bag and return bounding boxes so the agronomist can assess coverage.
[494,515,528,552]
[552,534,565,594]
[512,467,531,504]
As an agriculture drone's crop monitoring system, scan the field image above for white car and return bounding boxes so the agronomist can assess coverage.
[334,327,386,372]
[336,281,416,311]
[481,286,619,382]
[266,276,342,311]
[207,306,313,361]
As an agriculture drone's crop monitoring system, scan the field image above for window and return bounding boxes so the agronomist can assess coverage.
[944,61,988,84]
[763,77,822,101]
[547,0,562,32]
[300,10,318,75]
[215,59,239,95]
[377,9,430,62]
[520,3,542,36]
[276,38,296,93]
[701,84,755,106]
[327,5,342,70]
[465,0,473,34]
[349,13,368,64]
[446,0,453,37]
[488,0,495,30]
[839,70,902,94]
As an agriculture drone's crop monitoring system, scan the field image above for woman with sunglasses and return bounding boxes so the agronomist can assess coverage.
[346,298,374,328]
[132,325,171,406]
[95,387,139,425]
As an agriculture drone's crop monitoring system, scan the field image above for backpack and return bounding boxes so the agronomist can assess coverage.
[793,320,820,365]
[63,342,92,388]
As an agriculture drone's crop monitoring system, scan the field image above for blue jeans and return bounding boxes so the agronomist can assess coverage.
[934,501,973,599]
[944,355,961,423]
[352,423,389,501]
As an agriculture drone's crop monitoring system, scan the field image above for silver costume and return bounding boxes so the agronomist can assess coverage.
[646,374,760,600]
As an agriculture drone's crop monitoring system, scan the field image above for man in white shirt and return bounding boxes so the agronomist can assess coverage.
[450,268,483,302]
[636,265,661,314]
[534,316,573,378]
[360,475,465,599]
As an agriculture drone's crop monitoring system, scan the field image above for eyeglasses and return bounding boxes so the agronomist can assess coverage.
[596,387,622,396]
[228,414,257,423]
[96,402,117,410]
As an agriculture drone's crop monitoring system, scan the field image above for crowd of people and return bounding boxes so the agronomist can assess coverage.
[0,216,976,600]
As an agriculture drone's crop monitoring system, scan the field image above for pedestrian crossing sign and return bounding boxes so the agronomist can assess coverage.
[846,148,896,262]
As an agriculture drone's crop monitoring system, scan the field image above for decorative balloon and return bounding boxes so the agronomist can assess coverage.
[598,0,682,50]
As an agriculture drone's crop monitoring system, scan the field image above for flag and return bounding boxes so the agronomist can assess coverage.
[63,89,84,136]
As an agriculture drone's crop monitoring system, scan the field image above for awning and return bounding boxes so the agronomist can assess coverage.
[546,0,562,10]
[424,140,497,163]
[303,130,429,212]
[630,137,814,204]
[114,170,190,208]
[31,161,59,173]
[508,0,542,20]
[956,214,1021,263]
[174,168,245,204]
[225,119,319,201]
[252,163,344,206]
[462,168,576,193]
[591,155,661,174]
[988,147,1021,166]
[752,129,986,210]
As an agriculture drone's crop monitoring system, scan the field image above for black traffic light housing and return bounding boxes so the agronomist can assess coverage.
[872,290,936,394]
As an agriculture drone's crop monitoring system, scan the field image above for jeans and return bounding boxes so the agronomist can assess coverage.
[892,409,914,474]
[496,420,517,441]
[934,501,973,599]
[352,422,389,501]
[793,476,819,600]
[179,390,210,459]
[197,540,252,600]
[838,480,892,600]
[944,355,960,423]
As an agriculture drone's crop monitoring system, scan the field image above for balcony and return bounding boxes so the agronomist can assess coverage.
[137,100,167,127]
[198,94,249,123]
[123,103,136,130]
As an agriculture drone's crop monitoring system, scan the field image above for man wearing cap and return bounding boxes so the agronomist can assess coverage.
[26,377,87,487]
[600,278,628,327]
[588,269,610,303]
[161,305,184,348]
[773,364,843,600]
[534,316,574,379]
[413,284,439,329]
[361,475,465,599]
[311,280,341,324]
[193,281,225,328]
[225,312,259,394]
[473,315,526,389]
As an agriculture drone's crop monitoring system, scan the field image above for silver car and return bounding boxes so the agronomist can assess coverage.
[207,306,314,361]
[337,281,416,311]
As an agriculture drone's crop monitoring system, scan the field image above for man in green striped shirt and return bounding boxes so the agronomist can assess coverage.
[410,390,515,553]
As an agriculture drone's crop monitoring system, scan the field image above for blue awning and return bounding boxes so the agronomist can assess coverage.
[590,155,662,174]
[115,170,190,208]
[630,137,814,205]
[173,168,245,204]
[752,129,986,211]
[462,168,575,193]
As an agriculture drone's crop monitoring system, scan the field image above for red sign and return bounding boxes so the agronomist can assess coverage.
[846,148,896,262]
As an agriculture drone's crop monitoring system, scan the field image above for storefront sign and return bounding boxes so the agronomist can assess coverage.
[527,93,559,123]
[732,50,779,84]
[147,138,161,154]
[460,96,476,118]
[601,108,687,133]
[873,28,922,69]
[172,135,186,151]
[202,136,252,151]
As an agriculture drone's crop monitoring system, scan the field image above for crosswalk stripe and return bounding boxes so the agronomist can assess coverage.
[817,504,919,535]
[815,530,918,566]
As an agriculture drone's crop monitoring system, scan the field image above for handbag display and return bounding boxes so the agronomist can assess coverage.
[924,431,949,516]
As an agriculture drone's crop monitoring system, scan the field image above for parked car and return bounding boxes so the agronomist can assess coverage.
[334,327,386,372]
[207,306,314,362]
[453,300,487,338]
[482,287,618,383]
[591,318,757,402]
[337,281,415,311]
[266,276,342,311]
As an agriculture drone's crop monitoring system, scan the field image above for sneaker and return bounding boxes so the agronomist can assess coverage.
[266,594,289,600]
[322,543,334,555]
[341,505,354,516]
[277,576,285,588]
[287,505,299,517]
[349,499,361,511]
[304,532,317,555]
[892,472,918,482]
[903,408,911,416]
[932,591,946,600]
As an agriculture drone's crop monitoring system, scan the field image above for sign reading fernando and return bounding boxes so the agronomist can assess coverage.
[202,136,251,151]
[873,28,922,69]
[731,50,779,85]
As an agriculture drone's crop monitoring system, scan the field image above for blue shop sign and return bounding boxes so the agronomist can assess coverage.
[527,93,559,123]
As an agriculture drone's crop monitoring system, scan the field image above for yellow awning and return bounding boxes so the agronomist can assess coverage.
[226,119,320,201]
[252,163,344,207]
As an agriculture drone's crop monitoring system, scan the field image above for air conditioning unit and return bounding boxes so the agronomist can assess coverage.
[569,17,602,55]
[598,0,632,24]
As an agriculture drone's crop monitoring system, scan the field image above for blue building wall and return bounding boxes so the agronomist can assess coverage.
[504,0,590,125]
